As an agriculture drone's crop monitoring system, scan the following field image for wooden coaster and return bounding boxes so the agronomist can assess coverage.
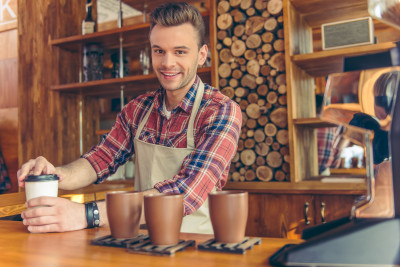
[91,234,149,248]
[91,234,195,256]
[198,237,262,254]
[127,239,196,256]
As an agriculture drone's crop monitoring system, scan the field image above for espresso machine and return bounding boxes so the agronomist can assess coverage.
[270,1,400,265]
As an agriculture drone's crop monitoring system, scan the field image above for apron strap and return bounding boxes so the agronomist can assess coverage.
[135,102,154,139]
[135,80,205,148]
[187,80,204,149]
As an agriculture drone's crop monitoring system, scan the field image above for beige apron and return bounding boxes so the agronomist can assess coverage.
[133,81,214,234]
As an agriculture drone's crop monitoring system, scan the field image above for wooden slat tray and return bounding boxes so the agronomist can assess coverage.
[198,237,262,254]
[91,234,195,256]
[91,234,149,248]
[127,239,195,256]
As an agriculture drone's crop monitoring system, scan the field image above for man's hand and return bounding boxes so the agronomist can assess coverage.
[17,156,60,188]
[21,197,87,233]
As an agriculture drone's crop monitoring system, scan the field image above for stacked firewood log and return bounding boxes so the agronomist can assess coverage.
[216,0,289,182]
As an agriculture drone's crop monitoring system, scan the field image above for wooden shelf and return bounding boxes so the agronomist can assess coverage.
[293,117,338,128]
[292,42,397,77]
[50,67,212,97]
[290,0,368,28]
[51,22,149,52]
[51,10,210,53]
[224,181,366,194]
[330,168,366,175]
[96,129,109,136]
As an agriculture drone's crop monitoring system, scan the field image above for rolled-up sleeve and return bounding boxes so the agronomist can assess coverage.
[82,104,135,183]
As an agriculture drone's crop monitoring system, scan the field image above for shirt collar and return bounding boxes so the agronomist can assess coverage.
[155,75,200,114]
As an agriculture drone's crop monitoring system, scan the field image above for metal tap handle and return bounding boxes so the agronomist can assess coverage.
[304,202,310,225]
[320,202,326,224]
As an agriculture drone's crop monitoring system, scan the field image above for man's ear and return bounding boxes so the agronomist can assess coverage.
[198,44,208,66]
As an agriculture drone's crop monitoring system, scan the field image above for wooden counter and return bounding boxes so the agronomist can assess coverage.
[0,221,301,267]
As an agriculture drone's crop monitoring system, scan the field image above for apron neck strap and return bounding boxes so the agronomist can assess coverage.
[135,101,154,139]
[187,80,204,148]
[135,80,205,149]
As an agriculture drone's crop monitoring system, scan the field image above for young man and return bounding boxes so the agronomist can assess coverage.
[17,2,241,234]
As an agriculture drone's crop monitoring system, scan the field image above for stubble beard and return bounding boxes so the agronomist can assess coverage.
[157,59,199,92]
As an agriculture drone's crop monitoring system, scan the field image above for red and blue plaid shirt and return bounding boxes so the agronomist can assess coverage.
[83,76,242,215]
[0,150,11,193]
[317,127,341,174]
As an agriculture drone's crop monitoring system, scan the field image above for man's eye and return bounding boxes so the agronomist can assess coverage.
[176,50,186,55]
[154,49,163,54]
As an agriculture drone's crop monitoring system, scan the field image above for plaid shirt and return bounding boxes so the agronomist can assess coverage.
[0,150,11,193]
[317,127,340,174]
[83,76,242,215]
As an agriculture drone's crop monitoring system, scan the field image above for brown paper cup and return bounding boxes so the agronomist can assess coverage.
[106,191,143,239]
[144,193,184,246]
[209,191,248,243]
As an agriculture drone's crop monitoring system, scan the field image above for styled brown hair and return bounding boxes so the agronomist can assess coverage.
[149,2,206,48]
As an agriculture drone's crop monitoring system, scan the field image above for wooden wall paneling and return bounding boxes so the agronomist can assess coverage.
[0,0,17,33]
[283,0,317,182]
[82,96,100,156]
[314,195,356,225]
[246,194,269,236]
[18,0,93,166]
[0,58,17,109]
[58,94,81,163]
[0,26,18,193]
[246,193,315,239]
[293,123,319,182]
[0,30,18,60]
[0,108,18,193]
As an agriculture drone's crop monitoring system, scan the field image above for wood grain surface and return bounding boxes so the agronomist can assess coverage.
[18,0,99,167]
[0,220,301,267]
[0,25,18,194]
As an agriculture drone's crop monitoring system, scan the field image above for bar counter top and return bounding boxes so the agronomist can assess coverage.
[0,220,302,267]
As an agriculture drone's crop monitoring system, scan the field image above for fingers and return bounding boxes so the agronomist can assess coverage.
[17,156,56,188]
[23,215,59,226]
[22,197,87,233]
[21,202,60,232]
[22,197,57,220]
[26,224,61,233]
[54,168,64,182]
[17,159,36,188]
[25,196,58,209]
[31,156,52,175]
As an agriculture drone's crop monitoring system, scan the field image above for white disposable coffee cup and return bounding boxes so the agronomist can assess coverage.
[25,174,60,201]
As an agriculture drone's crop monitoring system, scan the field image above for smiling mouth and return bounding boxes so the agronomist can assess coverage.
[160,71,180,78]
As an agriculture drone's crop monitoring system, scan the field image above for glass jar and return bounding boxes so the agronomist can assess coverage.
[83,43,104,81]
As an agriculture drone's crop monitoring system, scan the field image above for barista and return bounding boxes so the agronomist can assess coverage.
[17,2,242,234]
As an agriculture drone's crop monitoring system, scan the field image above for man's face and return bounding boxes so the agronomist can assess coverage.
[149,23,208,94]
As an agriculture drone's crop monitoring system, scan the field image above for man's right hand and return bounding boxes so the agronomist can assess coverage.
[22,196,87,233]
[17,156,59,188]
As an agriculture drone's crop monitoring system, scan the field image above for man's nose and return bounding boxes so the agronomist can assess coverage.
[162,53,175,68]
